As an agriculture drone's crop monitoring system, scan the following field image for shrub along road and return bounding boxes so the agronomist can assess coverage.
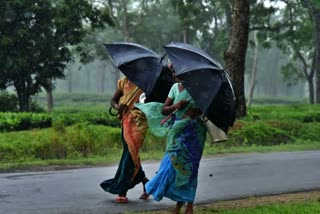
[1,150,320,214]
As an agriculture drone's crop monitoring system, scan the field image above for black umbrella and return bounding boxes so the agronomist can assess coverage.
[104,42,163,97]
[145,64,175,103]
[163,42,236,133]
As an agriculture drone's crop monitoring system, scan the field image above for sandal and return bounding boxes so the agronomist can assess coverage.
[115,196,128,203]
[139,191,150,200]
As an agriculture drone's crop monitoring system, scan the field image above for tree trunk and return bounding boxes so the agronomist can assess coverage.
[307,75,315,104]
[269,47,280,97]
[300,54,315,103]
[100,63,106,93]
[315,11,320,103]
[110,0,129,87]
[15,83,30,112]
[247,31,258,107]
[96,65,106,93]
[67,67,72,93]
[183,27,189,43]
[46,88,54,113]
[302,0,320,103]
[122,0,130,42]
[296,52,315,103]
[224,0,250,117]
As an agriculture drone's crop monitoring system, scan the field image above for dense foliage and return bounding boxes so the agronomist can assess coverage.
[0,123,122,162]
[0,91,18,112]
[0,111,119,132]
[0,0,113,111]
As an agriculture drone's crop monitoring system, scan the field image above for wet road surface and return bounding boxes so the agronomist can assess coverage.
[1,150,320,214]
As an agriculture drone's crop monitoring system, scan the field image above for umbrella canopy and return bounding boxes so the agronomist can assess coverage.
[145,64,175,103]
[163,42,236,133]
[104,42,163,97]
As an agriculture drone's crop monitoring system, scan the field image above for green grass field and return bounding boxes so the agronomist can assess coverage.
[0,94,319,172]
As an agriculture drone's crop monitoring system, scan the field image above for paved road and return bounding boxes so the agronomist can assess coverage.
[1,151,320,214]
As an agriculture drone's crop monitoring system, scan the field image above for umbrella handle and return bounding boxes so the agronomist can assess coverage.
[108,87,139,117]
[160,53,167,63]
[108,106,120,116]
[160,109,178,125]
[160,96,192,125]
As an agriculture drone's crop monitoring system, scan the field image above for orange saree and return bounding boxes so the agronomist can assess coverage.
[100,77,148,195]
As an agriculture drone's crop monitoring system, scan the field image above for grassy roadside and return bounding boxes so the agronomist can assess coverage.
[1,141,319,172]
[134,191,320,214]
[1,101,319,213]
[0,104,319,172]
[0,124,319,172]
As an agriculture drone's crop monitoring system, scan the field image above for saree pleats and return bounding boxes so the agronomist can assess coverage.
[122,109,148,180]
[100,129,146,195]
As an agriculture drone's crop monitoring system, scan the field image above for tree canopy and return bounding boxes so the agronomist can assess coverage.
[1,0,318,114]
[0,0,114,111]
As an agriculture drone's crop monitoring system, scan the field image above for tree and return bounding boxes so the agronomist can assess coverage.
[78,0,141,88]
[253,0,318,103]
[301,0,320,103]
[170,0,201,43]
[224,0,250,117]
[0,0,113,111]
[131,0,182,53]
[77,0,182,91]
[193,0,230,59]
[273,1,315,103]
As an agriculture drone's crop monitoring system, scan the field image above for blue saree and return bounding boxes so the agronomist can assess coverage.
[136,83,207,202]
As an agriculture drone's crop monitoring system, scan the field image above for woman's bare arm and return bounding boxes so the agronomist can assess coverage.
[111,89,126,112]
[161,97,189,115]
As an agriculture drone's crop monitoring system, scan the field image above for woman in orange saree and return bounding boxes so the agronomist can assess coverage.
[100,76,149,203]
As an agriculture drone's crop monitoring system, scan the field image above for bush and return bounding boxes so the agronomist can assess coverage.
[30,123,122,160]
[296,123,320,141]
[0,91,18,112]
[68,123,99,158]
[228,121,291,146]
[0,112,119,132]
[302,112,320,123]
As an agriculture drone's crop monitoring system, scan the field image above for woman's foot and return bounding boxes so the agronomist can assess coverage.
[139,191,150,200]
[139,177,150,200]
[115,196,128,203]
[171,202,185,214]
[184,202,193,214]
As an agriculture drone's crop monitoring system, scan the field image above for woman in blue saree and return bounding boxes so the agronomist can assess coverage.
[136,69,207,214]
